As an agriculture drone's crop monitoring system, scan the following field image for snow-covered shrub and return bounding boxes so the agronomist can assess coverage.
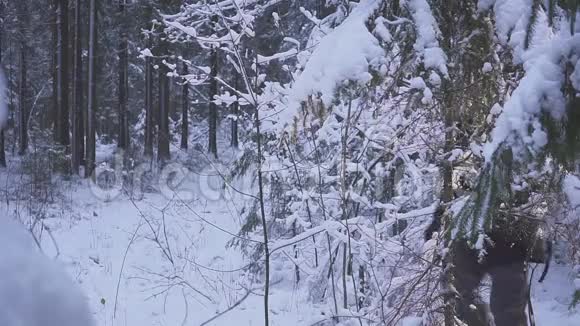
[0,218,94,326]
[159,0,580,324]
[224,1,451,323]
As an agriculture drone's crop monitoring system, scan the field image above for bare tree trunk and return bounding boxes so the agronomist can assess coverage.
[117,0,129,150]
[437,3,461,325]
[255,104,270,326]
[441,92,454,204]
[181,62,189,150]
[0,129,5,167]
[16,0,28,156]
[18,45,27,155]
[71,0,83,174]
[0,0,6,167]
[340,100,353,312]
[230,74,239,148]
[157,56,170,162]
[342,244,348,309]
[50,0,58,133]
[144,37,154,157]
[56,0,70,148]
[85,0,96,178]
[208,42,218,158]
[7,35,14,156]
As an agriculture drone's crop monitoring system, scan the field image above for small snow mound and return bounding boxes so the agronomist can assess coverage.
[482,62,493,73]
[0,218,94,326]
[401,316,423,326]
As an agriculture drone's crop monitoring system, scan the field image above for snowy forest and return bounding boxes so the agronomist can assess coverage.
[2,0,580,325]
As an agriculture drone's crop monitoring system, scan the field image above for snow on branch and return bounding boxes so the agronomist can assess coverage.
[267,0,385,133]
[481,5,570,161]
[478,0,532,60]
[407,0,448,77]
[257,48,299,64]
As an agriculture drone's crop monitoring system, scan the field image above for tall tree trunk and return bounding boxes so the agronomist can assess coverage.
[231,74,239,148]
[144,37,154,157]
[118,0,129,150]
[143,0,155,158]
[78,0,84,166]
[71,0,83,174]
[0,0,6,167]
[50,0,58,132]
[85,0,96,178]
[255,102,270,326]
[208,44,218,158]
[0,126,5,167]
[155,18,170,162]
[157,58,170,162]
[18,46,27,155]
[56,0,70,148]
[441,85,454,204]
[16,0,28,155]
[7,34,14,156]
[181,63,189,150]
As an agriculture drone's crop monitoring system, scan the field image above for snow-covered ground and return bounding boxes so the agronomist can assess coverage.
[0,177,574,326]
[14,173,325,326]
[0,129,578,326]
[532,265,580,326]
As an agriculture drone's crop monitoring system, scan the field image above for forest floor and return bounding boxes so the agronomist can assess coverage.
[0,148,578,326]
[33,181,580,325]
[32,177,325,326]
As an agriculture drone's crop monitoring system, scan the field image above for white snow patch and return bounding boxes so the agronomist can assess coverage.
[482,62,493,73]
[480,0,532,61]
[373,17,393,43]
[429,71,442,86]
[0,218,94,326]
[563,174,580,209]
[257,48,298,64]
[408,77,427,90]
[407,0,448,76]
[401,316,422,326]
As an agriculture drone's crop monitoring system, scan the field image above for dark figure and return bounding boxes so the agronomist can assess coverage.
[426,208,550,326]
[450,237,528,326]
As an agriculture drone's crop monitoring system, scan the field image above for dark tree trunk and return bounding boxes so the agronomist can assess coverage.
[181,63,189,150]
[439,4,458,324]
[56,0,70,148]
[208,44,218,158]
[0,0,6,167]
[143,1,155,158]
[71,0,83,174]
[7,34,14,156]
[144,39,154,157]
[230,74,239,148]
[85,0,96,178]
[155,19,170,162]
[50,0,58,132]
[118,0,129,150]
[16,0,29,155]
[18,46,27,155]
[157,58,170,162]
[0,129,5,167]
[441,81,454,204]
